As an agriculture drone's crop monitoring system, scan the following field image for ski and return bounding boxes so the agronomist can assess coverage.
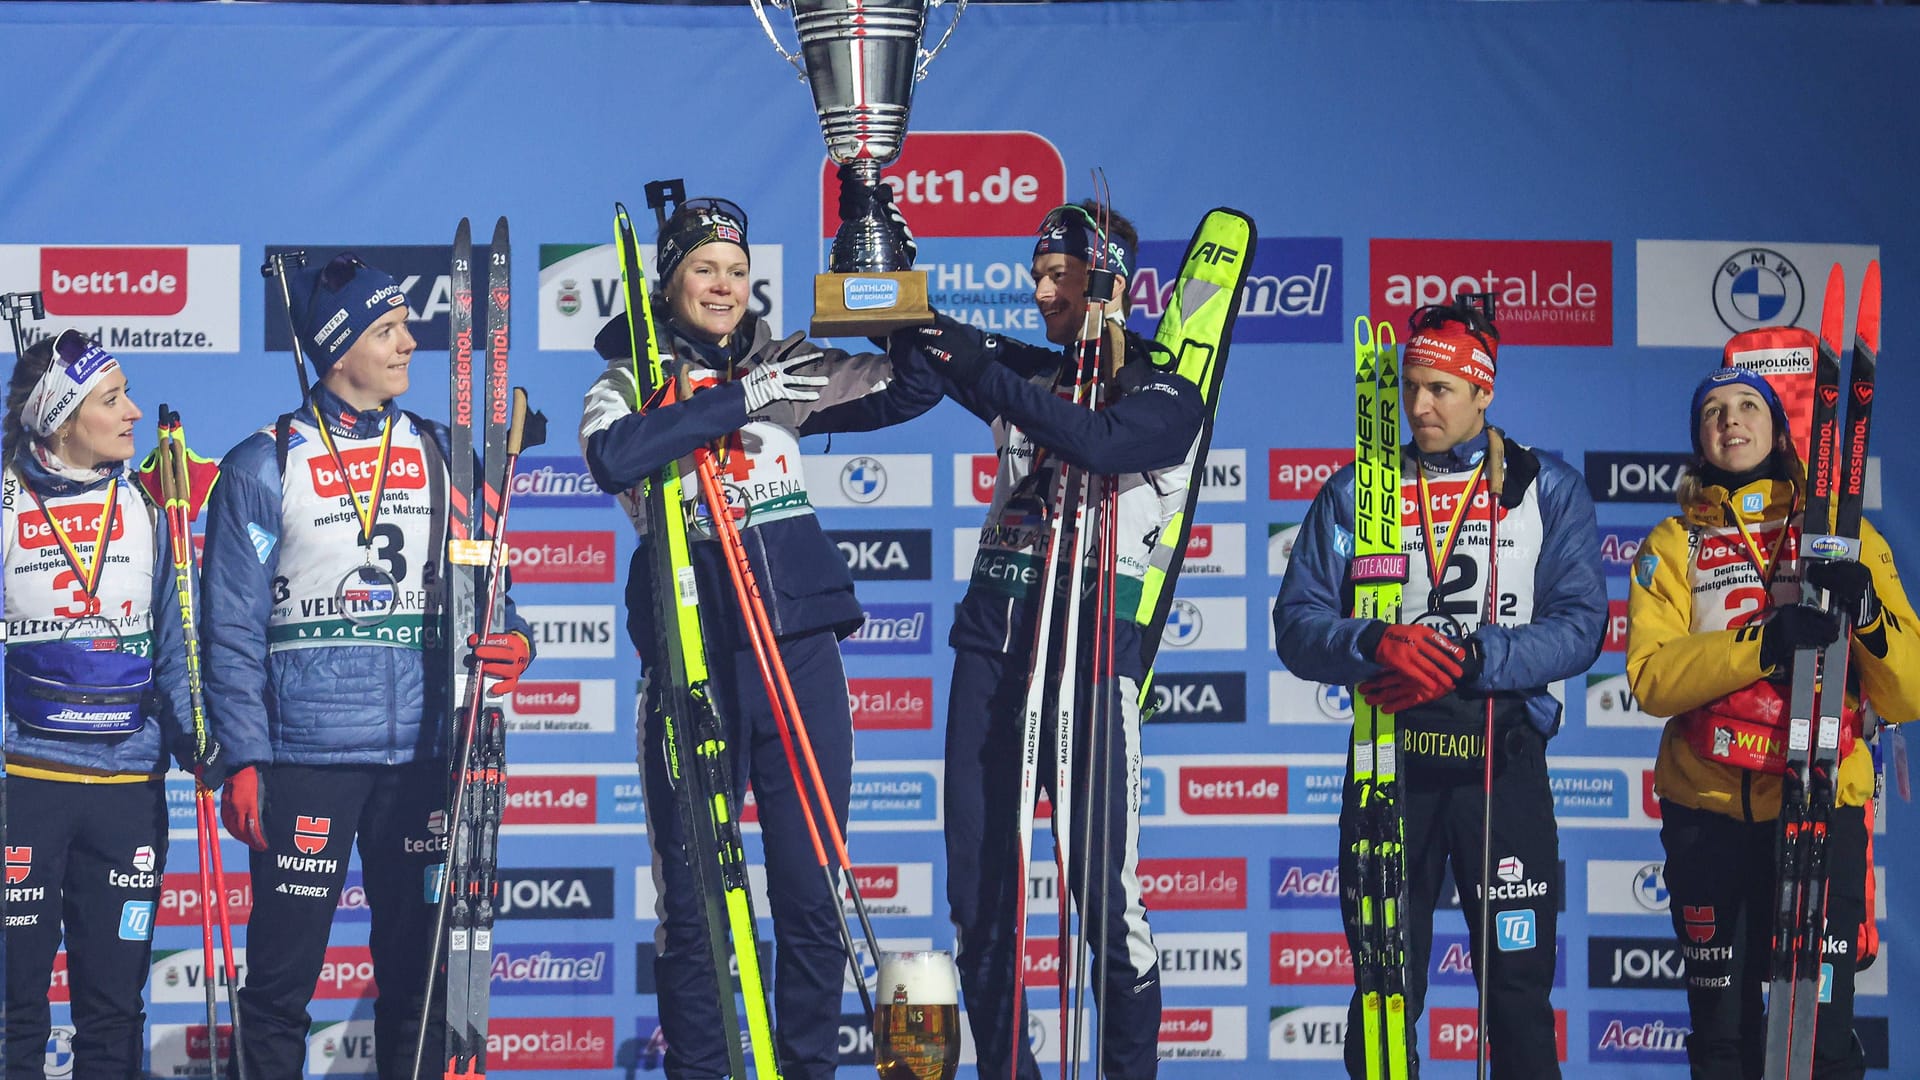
[1764,260,1879,1080]
[1131,209,1257,707]
[615,200,781,1080]
[1349,315,1412,1080]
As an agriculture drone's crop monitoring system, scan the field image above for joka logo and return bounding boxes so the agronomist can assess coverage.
[1269,449,1353,501]
[1588,936,1686,990]
[41,246,189,317]
[496,868,614,919]
[293,816,331,856]
[840,456,888,504]
[828,529,932,581]
[1370,238,1613,346]
[1683,904,1715,944]
[1585,451,1695,503]
[1496,909,1537,952]
[818,131,1065,238]
[844,603,931,655]
[1149,672,1246,724]
[264,244,493,353]
[1161,599,1203,647]
[7,846,30,884]
[1269,857,1341,909]
[1125,237,1344,344]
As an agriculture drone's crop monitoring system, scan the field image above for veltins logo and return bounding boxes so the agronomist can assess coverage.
[1268,1005,1347,1061]
[0,244,241,354]
[817,131,1065,239]
[806,453,932,508]
[537,242,782,351]
[1125,237,1343,344]
[1635,240,1879,347]
[304,1018,376,1075]
[1156,931,1249,987]
[1370,238,1613,346]
[1586,673,1664,728]
[844,603,932,655]
[518,604,616,659]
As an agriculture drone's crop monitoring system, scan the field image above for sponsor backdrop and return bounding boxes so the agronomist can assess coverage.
[2,2,1916,1076]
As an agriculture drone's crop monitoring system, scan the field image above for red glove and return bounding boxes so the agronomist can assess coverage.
[220,766,269,852]
[470,631,532,697]
[1357,670,1453,714]
[1367,624,1467,698]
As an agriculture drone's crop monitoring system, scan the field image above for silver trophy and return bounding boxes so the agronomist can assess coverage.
[750,0,965,334]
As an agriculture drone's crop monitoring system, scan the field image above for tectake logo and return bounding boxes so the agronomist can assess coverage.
[1269,932,1352,985]
[1138,857,1246,910]
[847,677,933,730]
[508,456,611,508]
[497,868,614,920]
[1584,451,1694,504]
[485,1016,615,1070]
[1148,672,1246,724]
[503,775,596,826]
[1269,449,1354,501]
[504,530,616,584]
[1125,236,1343,344]
[818,131,1065,238]
[1177,765,1286,816]
[844,603,931,654]
[1269,856,1341,908]
[828,529,932,581]
[1370,238,1613,346]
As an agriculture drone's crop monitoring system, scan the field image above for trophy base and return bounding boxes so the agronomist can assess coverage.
[809,270,935,337]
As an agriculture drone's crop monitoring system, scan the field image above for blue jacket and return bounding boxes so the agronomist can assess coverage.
[4,455,193,775]
[200,386,528,767]
[1273,429,1606,737]
[936,322,1206,678]
[582,310,942,660]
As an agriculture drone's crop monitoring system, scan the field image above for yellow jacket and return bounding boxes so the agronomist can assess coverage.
[1627,476,1920,821]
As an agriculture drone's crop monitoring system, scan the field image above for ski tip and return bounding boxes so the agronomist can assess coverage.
[455,217,471,237]
[492,216,509,242]
[1857,260,1881,353]
[1820,263,1846,354]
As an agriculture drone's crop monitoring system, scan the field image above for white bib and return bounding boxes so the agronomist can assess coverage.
[1396,466,1543,634]
[3,467,156,655]
[267,415,443,652]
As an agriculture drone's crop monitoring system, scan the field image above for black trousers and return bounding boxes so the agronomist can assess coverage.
[4,775,167,1080]
[1337,725,1562,1080]
[1660,799,1868,1080]
[232,762,446,1080]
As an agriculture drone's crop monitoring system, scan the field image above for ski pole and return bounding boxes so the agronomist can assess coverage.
[259,253,315,404]
[688,442,882,1019]
[1475,427,1506,1080]
[411,388,545,1080]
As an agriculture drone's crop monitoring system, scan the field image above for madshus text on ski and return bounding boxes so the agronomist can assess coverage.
[1,180,1914,1080]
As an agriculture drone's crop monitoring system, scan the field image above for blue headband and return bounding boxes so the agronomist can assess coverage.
[1690,367,1787,455]
[1033,206,1133,282]
[287,253,407,373]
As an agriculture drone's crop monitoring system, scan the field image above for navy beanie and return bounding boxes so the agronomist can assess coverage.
[1690,367,1788,455]
[287,253,407,373]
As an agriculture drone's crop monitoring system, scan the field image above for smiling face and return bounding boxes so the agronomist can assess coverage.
[666,242,751,345]
[1697,383,1775,474]
[323,305,415,410]
[49,369,141,468]
[1402,366,1492,454]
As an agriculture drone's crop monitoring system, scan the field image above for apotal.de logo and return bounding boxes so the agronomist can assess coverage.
[1369,238,1613,346]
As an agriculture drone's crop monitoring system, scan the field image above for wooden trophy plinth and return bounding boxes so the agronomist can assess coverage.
[809,270,935,338]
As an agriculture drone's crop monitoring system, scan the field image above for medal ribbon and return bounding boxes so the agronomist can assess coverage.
[27,478,119,603]
[1416,461,1487,592]
[309,406,396,542]
[1722,500,1794,587]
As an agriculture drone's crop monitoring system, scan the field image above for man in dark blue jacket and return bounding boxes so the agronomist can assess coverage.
[903,203,1203,1080]
[199,255,531,1080]
[1274,299,1606,1080]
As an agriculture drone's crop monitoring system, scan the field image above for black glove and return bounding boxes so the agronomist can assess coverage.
[1452,633,1487,688]
[193,739,238,792]
[837,164,917,268]
[1759,603,1844,673]
[903,314,992,384]
[1805,559,1881,628]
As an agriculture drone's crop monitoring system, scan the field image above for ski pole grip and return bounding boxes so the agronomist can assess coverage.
[507,388,529,453]
[1486,425,1507,500]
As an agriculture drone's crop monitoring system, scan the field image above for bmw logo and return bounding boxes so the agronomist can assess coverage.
[1713,248,1805,334]
[840,456,887,504]
[1632,861,1670,912]
[1162,599,1203,647]
[44,1027,75,1078]
[1316,682,1353,721]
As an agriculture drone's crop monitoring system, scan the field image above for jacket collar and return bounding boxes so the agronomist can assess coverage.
[1414,428,1491,476]
[15,448,123,497]
[306,384,399,439]
[1684,474,1798,529]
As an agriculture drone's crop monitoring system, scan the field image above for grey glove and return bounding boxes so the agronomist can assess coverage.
[740,350,828,413]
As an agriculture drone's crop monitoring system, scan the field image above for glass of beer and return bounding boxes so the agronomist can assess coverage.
[875,949,960,1080]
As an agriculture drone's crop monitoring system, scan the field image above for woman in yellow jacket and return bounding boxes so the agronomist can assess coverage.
[1628,363,1919,1080]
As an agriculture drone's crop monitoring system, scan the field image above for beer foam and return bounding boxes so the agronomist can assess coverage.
[878,951,958,1005]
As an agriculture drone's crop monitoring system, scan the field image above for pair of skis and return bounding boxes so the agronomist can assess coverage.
[1005,204,1255,1080]
[1348,317,1413,1080]
[613,200,783,1080]
[411,217,547,1080]
[1763,260,1880,1080]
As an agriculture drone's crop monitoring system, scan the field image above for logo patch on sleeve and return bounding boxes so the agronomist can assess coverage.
[247,523,278,563]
